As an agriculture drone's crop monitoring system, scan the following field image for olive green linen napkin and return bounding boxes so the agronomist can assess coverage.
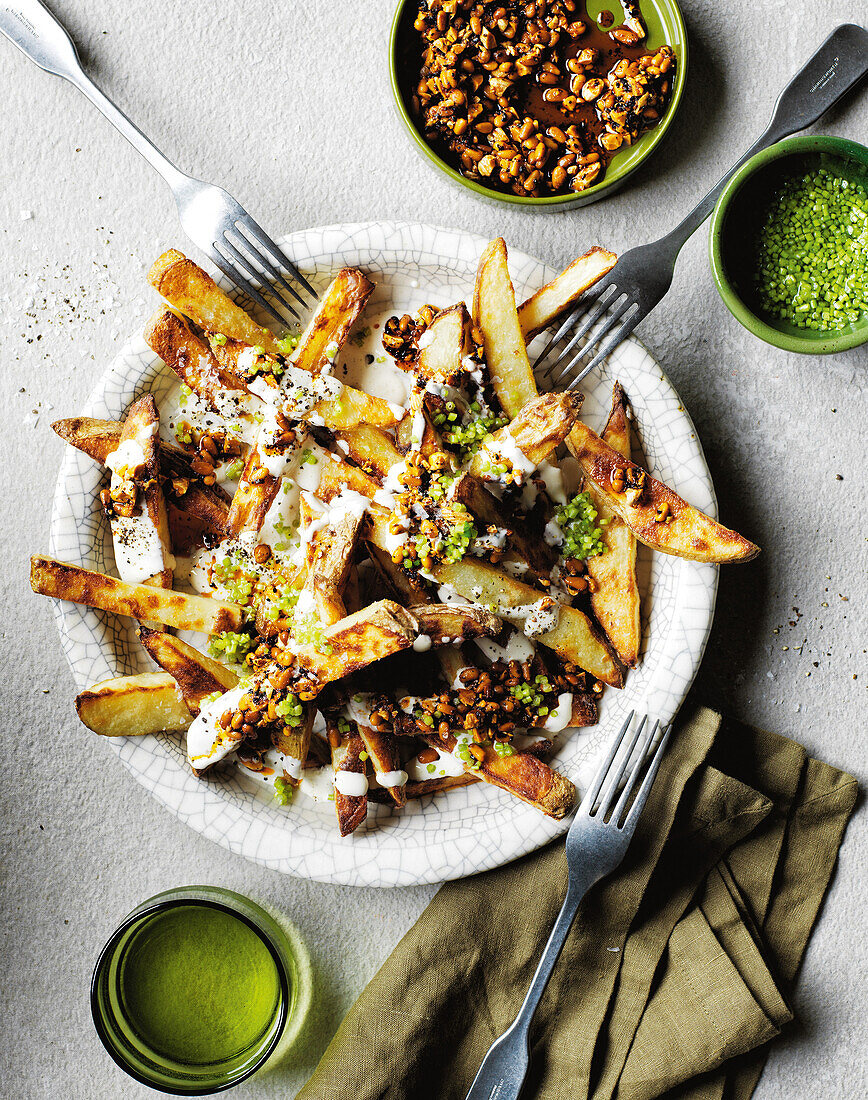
[298,708,857,1100]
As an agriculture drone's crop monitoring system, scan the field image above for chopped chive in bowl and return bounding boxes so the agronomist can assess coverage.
[710,136,868,355]
[752,167,868,332]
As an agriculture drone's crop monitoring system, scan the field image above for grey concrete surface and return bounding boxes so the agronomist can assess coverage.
[0,2,865,1097]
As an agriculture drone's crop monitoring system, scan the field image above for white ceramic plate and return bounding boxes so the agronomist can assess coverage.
[48,221,718,887]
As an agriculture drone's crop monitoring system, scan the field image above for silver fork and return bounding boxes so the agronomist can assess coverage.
[464,711,671,1100]
[535,23,868,391]
[0,0,318,326]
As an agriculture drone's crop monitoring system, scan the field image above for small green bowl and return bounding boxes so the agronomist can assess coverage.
[389,0,688,210]
[709,135,868,354]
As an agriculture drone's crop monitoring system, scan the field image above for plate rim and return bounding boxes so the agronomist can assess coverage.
[47,220,718,887]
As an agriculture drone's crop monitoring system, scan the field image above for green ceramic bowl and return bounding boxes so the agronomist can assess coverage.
[709,135,868,355]
[389,0,688,209]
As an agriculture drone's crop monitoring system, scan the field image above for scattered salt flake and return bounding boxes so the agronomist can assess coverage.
[766,671,776,680]
[20,209,33,221]
[606,946,620,953]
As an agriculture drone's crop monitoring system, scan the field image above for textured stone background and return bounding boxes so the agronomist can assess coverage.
[0,2,865,1097]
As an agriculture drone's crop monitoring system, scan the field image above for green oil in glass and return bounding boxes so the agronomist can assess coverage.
[118,905,282,1066]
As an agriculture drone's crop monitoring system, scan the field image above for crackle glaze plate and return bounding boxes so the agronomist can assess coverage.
[48,221,718,887]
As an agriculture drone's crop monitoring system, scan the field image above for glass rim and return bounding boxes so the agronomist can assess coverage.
[90,895,290,1096]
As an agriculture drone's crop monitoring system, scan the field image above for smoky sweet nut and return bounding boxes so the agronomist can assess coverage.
[408,0,675,196]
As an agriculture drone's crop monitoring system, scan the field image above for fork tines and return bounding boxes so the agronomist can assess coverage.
[533,279,642,393]
[207,216,318,328]
[582,711,672,831]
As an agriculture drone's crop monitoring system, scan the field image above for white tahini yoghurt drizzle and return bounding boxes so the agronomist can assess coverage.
[334,771,369,797]
[186,686,247,771]
[105,426,174,585]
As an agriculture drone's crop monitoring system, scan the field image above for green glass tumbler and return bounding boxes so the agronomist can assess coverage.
[91,886,308,1095]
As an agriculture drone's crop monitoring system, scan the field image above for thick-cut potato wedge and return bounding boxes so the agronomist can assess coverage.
[365,511,620,684]
[31,556,244,633]
[353,717,406,808]
[284,510,361,648]
[145,310,242,414]
[368,739,556,803]
[308,512,361,608]
[530,692,598,730]
[316,454,383,505]
[146,310,398,432]
[52,416,135,465]
[434,558,623,686]
[585,384,641,666]
[138,628,238,712]
[396,382,440,457]
[467,392,582,479]
[517,247,618,340]
[568,422,761,563]
[51,417,229,548]
[369,772,478,802]
[324,385,401,430]
[450,473,557,577]
[423,732,575,818]
[226,444,281,537]
[292,600,419,687]
[334,425,402,480]
[75,672,191,737]
[365,538,431,606]
[275,706,316,774]
[293,267,373,375]
[330,725,368,837]
[110,395,174,591]
[417,303,469,382]
[473,238,537,418]
[148,249,284,357]
[408,603,502,643]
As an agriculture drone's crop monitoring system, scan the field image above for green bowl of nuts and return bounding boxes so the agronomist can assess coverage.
[389,0,687,208]
[709,135,868,354]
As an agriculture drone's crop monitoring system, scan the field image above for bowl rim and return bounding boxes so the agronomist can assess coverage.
[709,133,868,354]
[388,0,689,207]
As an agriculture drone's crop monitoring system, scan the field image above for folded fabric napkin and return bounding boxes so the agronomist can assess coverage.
[299,708,857,1100]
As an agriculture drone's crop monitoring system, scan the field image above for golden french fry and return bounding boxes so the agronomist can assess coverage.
[52,417,229,550]
[585,383,641,666]
[328,718,368,836]
[334,424,402,480]
[568,422,761,563]
[422,732,575,818]
[473,238,537,418]
[75,672,191,736]
[291,600,419,687]
[225,445,282,537]
[467,392,582,478]
[449,473,557,577]
[108,394,174,593]
[293,267,373,375]
[355,720,406,808]
[434,558,623,686]
[138,628,238,713]
[149,249,285,356]
[31,556,244,633]
[517,247,618,340]
[145,309,243,415]
[416,303,469,382]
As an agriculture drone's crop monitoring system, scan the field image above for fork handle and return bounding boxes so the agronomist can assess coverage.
[0,0,189,191]
[659,23,868,257]
[464,876,594,1100]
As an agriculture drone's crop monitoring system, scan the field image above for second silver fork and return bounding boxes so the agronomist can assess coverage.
[533,23,868,392]
[464,711,671,1100]
[0,0,318,328]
